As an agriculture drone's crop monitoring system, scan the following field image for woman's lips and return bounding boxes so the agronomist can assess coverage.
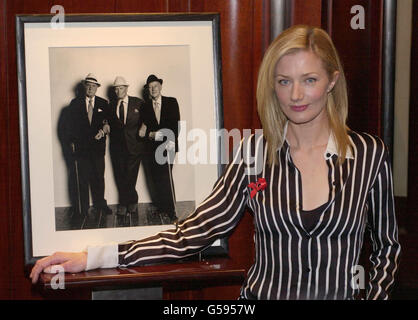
[290,104,309,112]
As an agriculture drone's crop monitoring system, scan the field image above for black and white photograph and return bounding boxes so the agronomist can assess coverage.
[50,45,193,231]
[16,14,224,264]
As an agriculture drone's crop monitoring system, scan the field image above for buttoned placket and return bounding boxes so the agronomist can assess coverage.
[284,141,340,295]
[286,146,313,274]
[285,143,341,235]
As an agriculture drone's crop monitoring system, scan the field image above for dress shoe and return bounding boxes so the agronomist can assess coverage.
[101,206,113,215]
[127,203,138,214]
[171,217,179,226]
[159,211,178,225]
[70,214,86,230]
[116,205,127,216]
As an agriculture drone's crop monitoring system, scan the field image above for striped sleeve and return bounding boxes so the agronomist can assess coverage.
[366,149,401,300]
[117,139,250,267]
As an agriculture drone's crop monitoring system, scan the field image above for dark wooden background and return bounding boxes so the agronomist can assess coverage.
[407,0,418,234]
[0,0,415,299]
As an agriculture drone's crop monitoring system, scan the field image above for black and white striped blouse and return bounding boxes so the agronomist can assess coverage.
[86,129,401,300]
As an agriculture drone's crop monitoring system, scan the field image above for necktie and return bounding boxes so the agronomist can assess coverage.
[88,98,93,124]
[154,101,160,124]
[119,101,125,125]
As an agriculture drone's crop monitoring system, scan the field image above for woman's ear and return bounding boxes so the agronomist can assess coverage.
[328,71,340,93]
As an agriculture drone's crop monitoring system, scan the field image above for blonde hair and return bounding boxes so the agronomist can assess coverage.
[257,25,351,166]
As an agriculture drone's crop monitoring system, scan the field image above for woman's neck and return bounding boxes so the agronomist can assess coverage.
[286,118,330,152]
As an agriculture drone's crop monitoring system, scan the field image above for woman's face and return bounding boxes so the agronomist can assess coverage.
[274,50,338,126]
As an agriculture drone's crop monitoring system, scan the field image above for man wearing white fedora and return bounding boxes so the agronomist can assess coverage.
[66,73,112,228]
[107,76,145,219]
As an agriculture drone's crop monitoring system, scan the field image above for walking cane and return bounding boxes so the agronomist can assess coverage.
[71,143,85,228]
[166,147,178,227]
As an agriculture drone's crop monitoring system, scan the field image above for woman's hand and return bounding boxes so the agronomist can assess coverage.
[30,251,87,284]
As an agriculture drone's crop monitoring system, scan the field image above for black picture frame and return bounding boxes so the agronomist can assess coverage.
[16,13,227,267]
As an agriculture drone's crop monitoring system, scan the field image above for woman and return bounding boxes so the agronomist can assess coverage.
[30,25,401,300]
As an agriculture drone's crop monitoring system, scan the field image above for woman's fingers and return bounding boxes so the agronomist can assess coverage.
[30,252,87,284]
[30,252,65,283]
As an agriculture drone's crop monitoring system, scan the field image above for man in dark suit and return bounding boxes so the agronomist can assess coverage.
[108,76,145,217]
[67,73,112,225]
[139,74,180,223]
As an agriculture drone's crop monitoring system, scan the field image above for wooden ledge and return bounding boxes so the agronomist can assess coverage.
[37,258,246,291]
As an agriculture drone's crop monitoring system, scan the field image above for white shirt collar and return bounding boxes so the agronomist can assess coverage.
[119,95,129,105]
[86,95,95,104]
[153,96,162,106]
[279,121,354,160]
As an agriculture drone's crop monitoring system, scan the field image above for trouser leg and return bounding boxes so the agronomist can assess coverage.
[76,157,90,216]
[67,157,80,215]
[148,157,176,217]
[111,150,129,207]
[125,153,141,210]
[89,155,107,209]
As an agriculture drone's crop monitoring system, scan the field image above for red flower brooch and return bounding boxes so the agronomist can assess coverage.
[248,178,267,199]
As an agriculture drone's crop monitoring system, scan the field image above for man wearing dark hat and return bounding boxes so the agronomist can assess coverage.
[66,73,112,226]
[107,76,145,218]
[139,74,180,223]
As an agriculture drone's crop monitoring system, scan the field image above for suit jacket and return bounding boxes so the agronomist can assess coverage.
[67,95,109,157]
[141,96,180,153]
[108,96,145,156]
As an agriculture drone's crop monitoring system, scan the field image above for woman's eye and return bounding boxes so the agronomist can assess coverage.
[278,79,290,86]
[305,78,317,84]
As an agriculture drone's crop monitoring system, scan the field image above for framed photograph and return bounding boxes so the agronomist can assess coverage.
[16,13,226,266]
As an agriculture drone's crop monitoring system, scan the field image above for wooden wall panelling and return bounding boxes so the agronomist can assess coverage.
[367,0,384,137]
[407,0,418,232]
[324,0,383,136]
[115,0,168,12]
[381,0,397,158]
[190,0,258,132]
[0,0,11,299]
[251,0,270,130]
[114,1,190,14]
[321,0,332,32]
[291,0,323,27]
[167,0,191,12]
[49,0,115,13]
